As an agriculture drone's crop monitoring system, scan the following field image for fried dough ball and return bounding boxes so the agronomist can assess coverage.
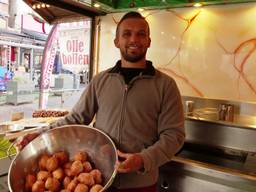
[38,154,50,170]
[64,168,73,177]
[67,178,78,191]
[90,169,102,184]
[53,151,69,165]
[74,183,89,192]
[45,177,60,192]
[64,162,72,169]
[61,190,71,192]
[25,174,36,191]
[25,150,105,191]
[32,180,45,192]
[89,184,103,192]
[53,168,65,180]
[37,170,50,181]
[78,173,95,187]
[71,160,84,176]
[63,176,71,189]
[46,156,59,172]
[74,151,88,162]
[82,161,92,173]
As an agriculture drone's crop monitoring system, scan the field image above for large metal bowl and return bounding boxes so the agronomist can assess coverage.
[8,125,118,192]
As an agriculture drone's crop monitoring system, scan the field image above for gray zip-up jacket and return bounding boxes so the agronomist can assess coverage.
[51,60,185,189]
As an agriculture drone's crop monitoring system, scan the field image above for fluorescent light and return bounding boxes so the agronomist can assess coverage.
[94,3,100,8]
[193,3,202,7]
[138,8,144,12]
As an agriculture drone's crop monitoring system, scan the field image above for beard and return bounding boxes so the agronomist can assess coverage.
[121,49,147,63]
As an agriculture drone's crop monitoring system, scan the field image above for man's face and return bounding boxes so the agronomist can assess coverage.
[114,18,151,63]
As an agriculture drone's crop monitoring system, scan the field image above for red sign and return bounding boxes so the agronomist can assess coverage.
[40,24,59,90]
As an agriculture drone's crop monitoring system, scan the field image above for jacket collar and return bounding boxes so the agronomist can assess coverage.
[109,60,155,76]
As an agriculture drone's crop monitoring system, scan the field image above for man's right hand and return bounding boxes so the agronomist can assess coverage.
[16,132,40,151]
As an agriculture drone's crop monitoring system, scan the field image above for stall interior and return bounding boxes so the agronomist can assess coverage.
[158,96,256,192]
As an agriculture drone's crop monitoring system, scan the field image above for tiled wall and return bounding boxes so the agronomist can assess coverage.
[98,3,256,103]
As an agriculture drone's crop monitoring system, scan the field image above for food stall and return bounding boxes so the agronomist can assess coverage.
[1,0,256,191]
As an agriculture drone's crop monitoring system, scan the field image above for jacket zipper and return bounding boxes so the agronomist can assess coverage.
[115,74,151,187]
[117,74,149,146]
[118,84,129,148]
[116,82,129,187]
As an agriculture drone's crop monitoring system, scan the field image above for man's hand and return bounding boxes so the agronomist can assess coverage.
[116,150,144,173]
[16,132,40,151]
[16,126,50,151]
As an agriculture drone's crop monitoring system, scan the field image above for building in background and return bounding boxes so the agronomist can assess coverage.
[0,0,8,28]
[0,0,50,90]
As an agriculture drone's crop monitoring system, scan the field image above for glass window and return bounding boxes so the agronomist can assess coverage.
[0,19,92,123]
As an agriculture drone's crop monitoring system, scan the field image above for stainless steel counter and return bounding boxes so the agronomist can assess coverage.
[185,118,256,153]
[0,174,8,192]
[182,96,256,129]
[186,112,256,129]
[0,157,13,192]
[158,114,256,192]
[158,157,256,192]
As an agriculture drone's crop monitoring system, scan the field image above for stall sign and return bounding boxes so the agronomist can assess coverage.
[58,21,91,74]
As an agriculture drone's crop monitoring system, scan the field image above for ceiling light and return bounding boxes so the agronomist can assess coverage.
[36,4,41,9]
[129,1,135,8]
[46,4,50,8]
[138,8,144,12]
[94,3,100,8]
[193,3,202,7]
[41,3,46,8]
[32,4,36,9]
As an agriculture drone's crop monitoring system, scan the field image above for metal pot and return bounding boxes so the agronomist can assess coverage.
[8,125,118,192]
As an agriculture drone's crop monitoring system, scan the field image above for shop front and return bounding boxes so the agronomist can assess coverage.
[2,0,256,191]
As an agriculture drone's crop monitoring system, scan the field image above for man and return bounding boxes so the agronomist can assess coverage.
[19,11,185,192]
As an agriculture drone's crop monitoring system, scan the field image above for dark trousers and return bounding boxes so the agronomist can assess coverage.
[107,184,157,192]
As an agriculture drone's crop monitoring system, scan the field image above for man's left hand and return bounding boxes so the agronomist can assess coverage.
[116,150,144,173]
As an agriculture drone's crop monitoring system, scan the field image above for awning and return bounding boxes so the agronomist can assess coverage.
[0,13,9,18]
[23,0,107,24]
[23,0,256,21]
[0,40,44,50]
[0,28,27,38]
[0,28,45,48]
[22,29,48,41]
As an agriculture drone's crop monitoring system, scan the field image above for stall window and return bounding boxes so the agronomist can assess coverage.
[0,19,92,123]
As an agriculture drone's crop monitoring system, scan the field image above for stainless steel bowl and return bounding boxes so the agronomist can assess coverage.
[8,125,118,192]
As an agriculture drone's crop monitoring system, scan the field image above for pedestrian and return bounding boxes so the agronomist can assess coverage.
[18,11,185,192]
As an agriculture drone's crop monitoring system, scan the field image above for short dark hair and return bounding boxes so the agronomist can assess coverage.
[116,11,150,37]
